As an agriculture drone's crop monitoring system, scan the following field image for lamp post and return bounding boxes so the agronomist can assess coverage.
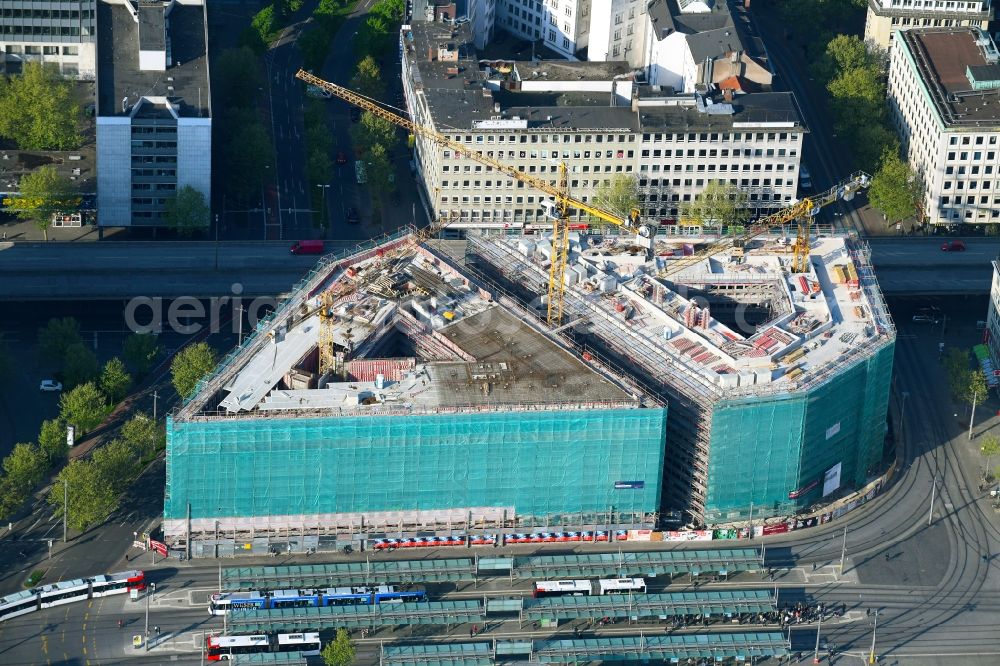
[62,479,68,543]
[868,608,879,664]
[813,605,823,663]
[144,582,156,651]
[317,184,330,227]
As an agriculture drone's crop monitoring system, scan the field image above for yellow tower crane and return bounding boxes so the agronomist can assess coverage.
[295,69,654,327]
[660,172,871,278]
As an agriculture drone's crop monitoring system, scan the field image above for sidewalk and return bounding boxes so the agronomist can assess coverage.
[0,216,104,242]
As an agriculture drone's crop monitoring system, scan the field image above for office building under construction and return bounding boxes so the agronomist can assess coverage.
[163,229,893,548]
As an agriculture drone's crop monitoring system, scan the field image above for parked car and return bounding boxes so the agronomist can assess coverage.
[39,380,62,392]
[941,240,966,251]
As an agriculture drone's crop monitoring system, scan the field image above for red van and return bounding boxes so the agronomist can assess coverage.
[290,240,325,255]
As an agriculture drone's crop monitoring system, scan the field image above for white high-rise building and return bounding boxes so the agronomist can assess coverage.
[864,0,993,50]
[0,0,96,79]
[96,0,211,228]
[887,27,1000,226]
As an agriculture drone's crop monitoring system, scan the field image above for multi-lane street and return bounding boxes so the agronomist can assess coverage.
[0,237,994,300]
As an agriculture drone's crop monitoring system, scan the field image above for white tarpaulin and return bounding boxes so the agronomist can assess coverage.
[823,462,842,497]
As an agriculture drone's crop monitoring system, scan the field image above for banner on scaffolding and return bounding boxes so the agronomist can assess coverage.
[822,462,842,497]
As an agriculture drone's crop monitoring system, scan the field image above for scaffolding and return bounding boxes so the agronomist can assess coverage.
[466,234,896,523]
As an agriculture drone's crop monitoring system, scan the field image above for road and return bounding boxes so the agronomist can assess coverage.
[1,237,994,300]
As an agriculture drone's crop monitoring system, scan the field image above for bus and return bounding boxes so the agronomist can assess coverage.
[532,578,647,598]
[209,585,426,615]
[0,570,145,622]
[355,160,367,185]
[209,592,267,615]
[206,633,321,661]
[596,578,647,595]
[533,580,593,598]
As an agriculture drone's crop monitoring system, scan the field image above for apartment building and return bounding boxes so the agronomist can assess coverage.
[588,0,646,66]
[401,19,804,236]
[0,0,97,78]
[498,0,591,59]
[95,0,211,228]
[864,0,992,50]
[887,27,1000,225]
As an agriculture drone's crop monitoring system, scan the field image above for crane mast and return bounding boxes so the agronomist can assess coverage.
[660,172,871,279]
[295,69,653,326]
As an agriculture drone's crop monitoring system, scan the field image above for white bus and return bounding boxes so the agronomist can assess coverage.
[533,580,593,597]
[597,578,647,595]
[355,160,367,185]
[206,633,321,661]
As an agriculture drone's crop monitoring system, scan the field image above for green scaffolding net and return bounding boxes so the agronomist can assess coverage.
[705,343,894,521]
[166,407,667,525]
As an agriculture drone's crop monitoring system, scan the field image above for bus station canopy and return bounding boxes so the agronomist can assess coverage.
[531,632,789,662]
[381,642,494,666]
[522,589,775,620]
[512,549,762,578]
[223,559,476,590]
[228,601,484,632]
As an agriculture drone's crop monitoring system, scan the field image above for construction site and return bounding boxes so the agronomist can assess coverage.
[165,219,893,551]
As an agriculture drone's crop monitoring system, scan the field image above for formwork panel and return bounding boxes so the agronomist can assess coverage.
[165,407,666,526]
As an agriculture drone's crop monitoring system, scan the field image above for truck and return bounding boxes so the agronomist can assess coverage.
[290,240,325,255]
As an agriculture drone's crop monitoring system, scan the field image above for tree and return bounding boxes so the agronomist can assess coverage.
[164,185,210,235]
[981,434,1000,481]
[0,62,81,150]
[120,413,162,461]
[123,332,161,378]
[58,382,108,435]
[48,459,119,532]
[869,148,922,226]
[814,34,869,81]
[92,438,141,493]
[680,181,749,227]
[592,175,640,220]
[38,418,68,464]
[38,317,82,363]
[213,47,259,110]
[63,342,100,388]
[0,476,30,522]
[222,109,274,203]
[846,121,898,174]
[350,111,398,152]
[321,628,356,666]
[962,369,989,408]
[351,56,386,100]
[943,348,970,399]
[366,142,395,203]
[100,357,132,403]
[171,342,217,399]
[372,0,406,21]
[827,66,885,105]
[2,443,48,493]
[15,165,77,241]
